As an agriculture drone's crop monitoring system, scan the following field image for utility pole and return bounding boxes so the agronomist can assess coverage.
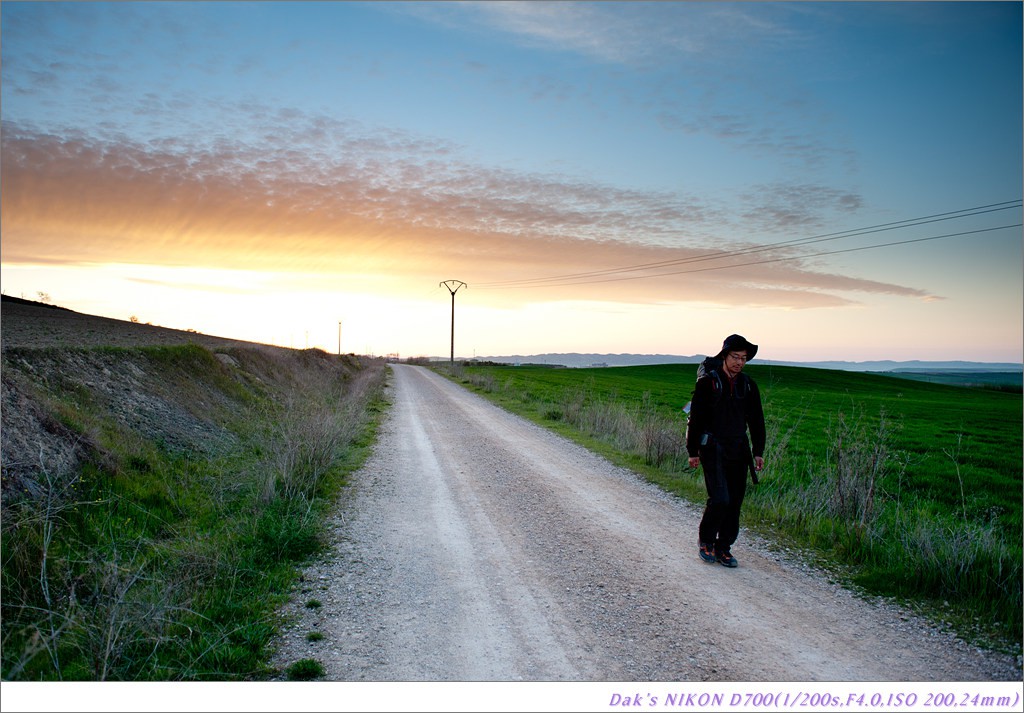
[337,321,342,356]
[439,280,467,364]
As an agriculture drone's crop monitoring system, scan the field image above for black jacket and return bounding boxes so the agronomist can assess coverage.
[685,369,765,459]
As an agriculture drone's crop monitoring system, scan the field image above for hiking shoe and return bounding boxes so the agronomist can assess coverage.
[699,542,716,563]
[716,549,738,568]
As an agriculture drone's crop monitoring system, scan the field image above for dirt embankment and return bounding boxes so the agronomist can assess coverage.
[0,296,369,502]
[1,295,271,352]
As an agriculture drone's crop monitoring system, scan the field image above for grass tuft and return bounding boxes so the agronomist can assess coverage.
[285,657,324,681]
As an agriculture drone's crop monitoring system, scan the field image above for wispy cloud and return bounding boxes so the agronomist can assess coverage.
[399,1,858,178]
[739,184,863,233]
[415,2,804,67]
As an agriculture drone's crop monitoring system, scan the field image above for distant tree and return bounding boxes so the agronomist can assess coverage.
[37,292,51,304]
[130,315,140,323]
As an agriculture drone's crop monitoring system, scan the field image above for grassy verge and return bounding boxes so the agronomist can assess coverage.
[432,360,1022,654]
[1,345,387,680]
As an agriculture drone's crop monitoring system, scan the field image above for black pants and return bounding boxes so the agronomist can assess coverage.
[698,451,748,552]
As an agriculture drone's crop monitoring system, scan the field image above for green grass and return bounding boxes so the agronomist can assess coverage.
[285,657,324,681]
[1,345,387,681]
[439,361,1022,652]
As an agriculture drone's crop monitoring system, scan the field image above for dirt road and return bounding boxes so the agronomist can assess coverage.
[271,364,1017,682]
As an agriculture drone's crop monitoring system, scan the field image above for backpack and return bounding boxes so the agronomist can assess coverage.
[695,355,724,399]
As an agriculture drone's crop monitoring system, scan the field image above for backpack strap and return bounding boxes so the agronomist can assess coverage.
[709,369,748,403]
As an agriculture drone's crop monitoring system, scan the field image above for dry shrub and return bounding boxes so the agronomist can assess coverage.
[823,408,904,530]
[554,387,685,467]
[256,354,385,503]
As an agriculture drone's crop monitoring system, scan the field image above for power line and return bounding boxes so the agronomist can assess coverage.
[472,200,1022,290]
[477,223,1021,289]
[538,223,1020,288]
[474,200,1021,287]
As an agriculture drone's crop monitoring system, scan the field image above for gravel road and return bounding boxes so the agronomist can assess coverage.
[272,364,1017,682]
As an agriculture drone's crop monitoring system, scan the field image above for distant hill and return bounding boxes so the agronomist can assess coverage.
[778,359,1022,373]
[471,353,703,368]
[467,352,1022,372]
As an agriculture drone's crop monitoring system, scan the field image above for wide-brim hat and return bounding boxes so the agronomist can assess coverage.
[716,334,758,361]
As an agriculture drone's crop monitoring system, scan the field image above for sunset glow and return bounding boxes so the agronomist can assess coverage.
[2,2,1021,362]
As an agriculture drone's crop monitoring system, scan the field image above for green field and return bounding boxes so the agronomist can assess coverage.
[878,370,1022,390]
[439,361,1023,652]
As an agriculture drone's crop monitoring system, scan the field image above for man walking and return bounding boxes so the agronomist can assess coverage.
[686,334,765,568]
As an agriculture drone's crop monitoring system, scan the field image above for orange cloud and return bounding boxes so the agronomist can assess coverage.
[1,124,934,310]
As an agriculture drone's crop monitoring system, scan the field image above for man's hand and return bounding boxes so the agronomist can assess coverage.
[754,456,764,471]
[688,456,701,468]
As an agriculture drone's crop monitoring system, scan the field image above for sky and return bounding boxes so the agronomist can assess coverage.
[1,1,1021,363]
